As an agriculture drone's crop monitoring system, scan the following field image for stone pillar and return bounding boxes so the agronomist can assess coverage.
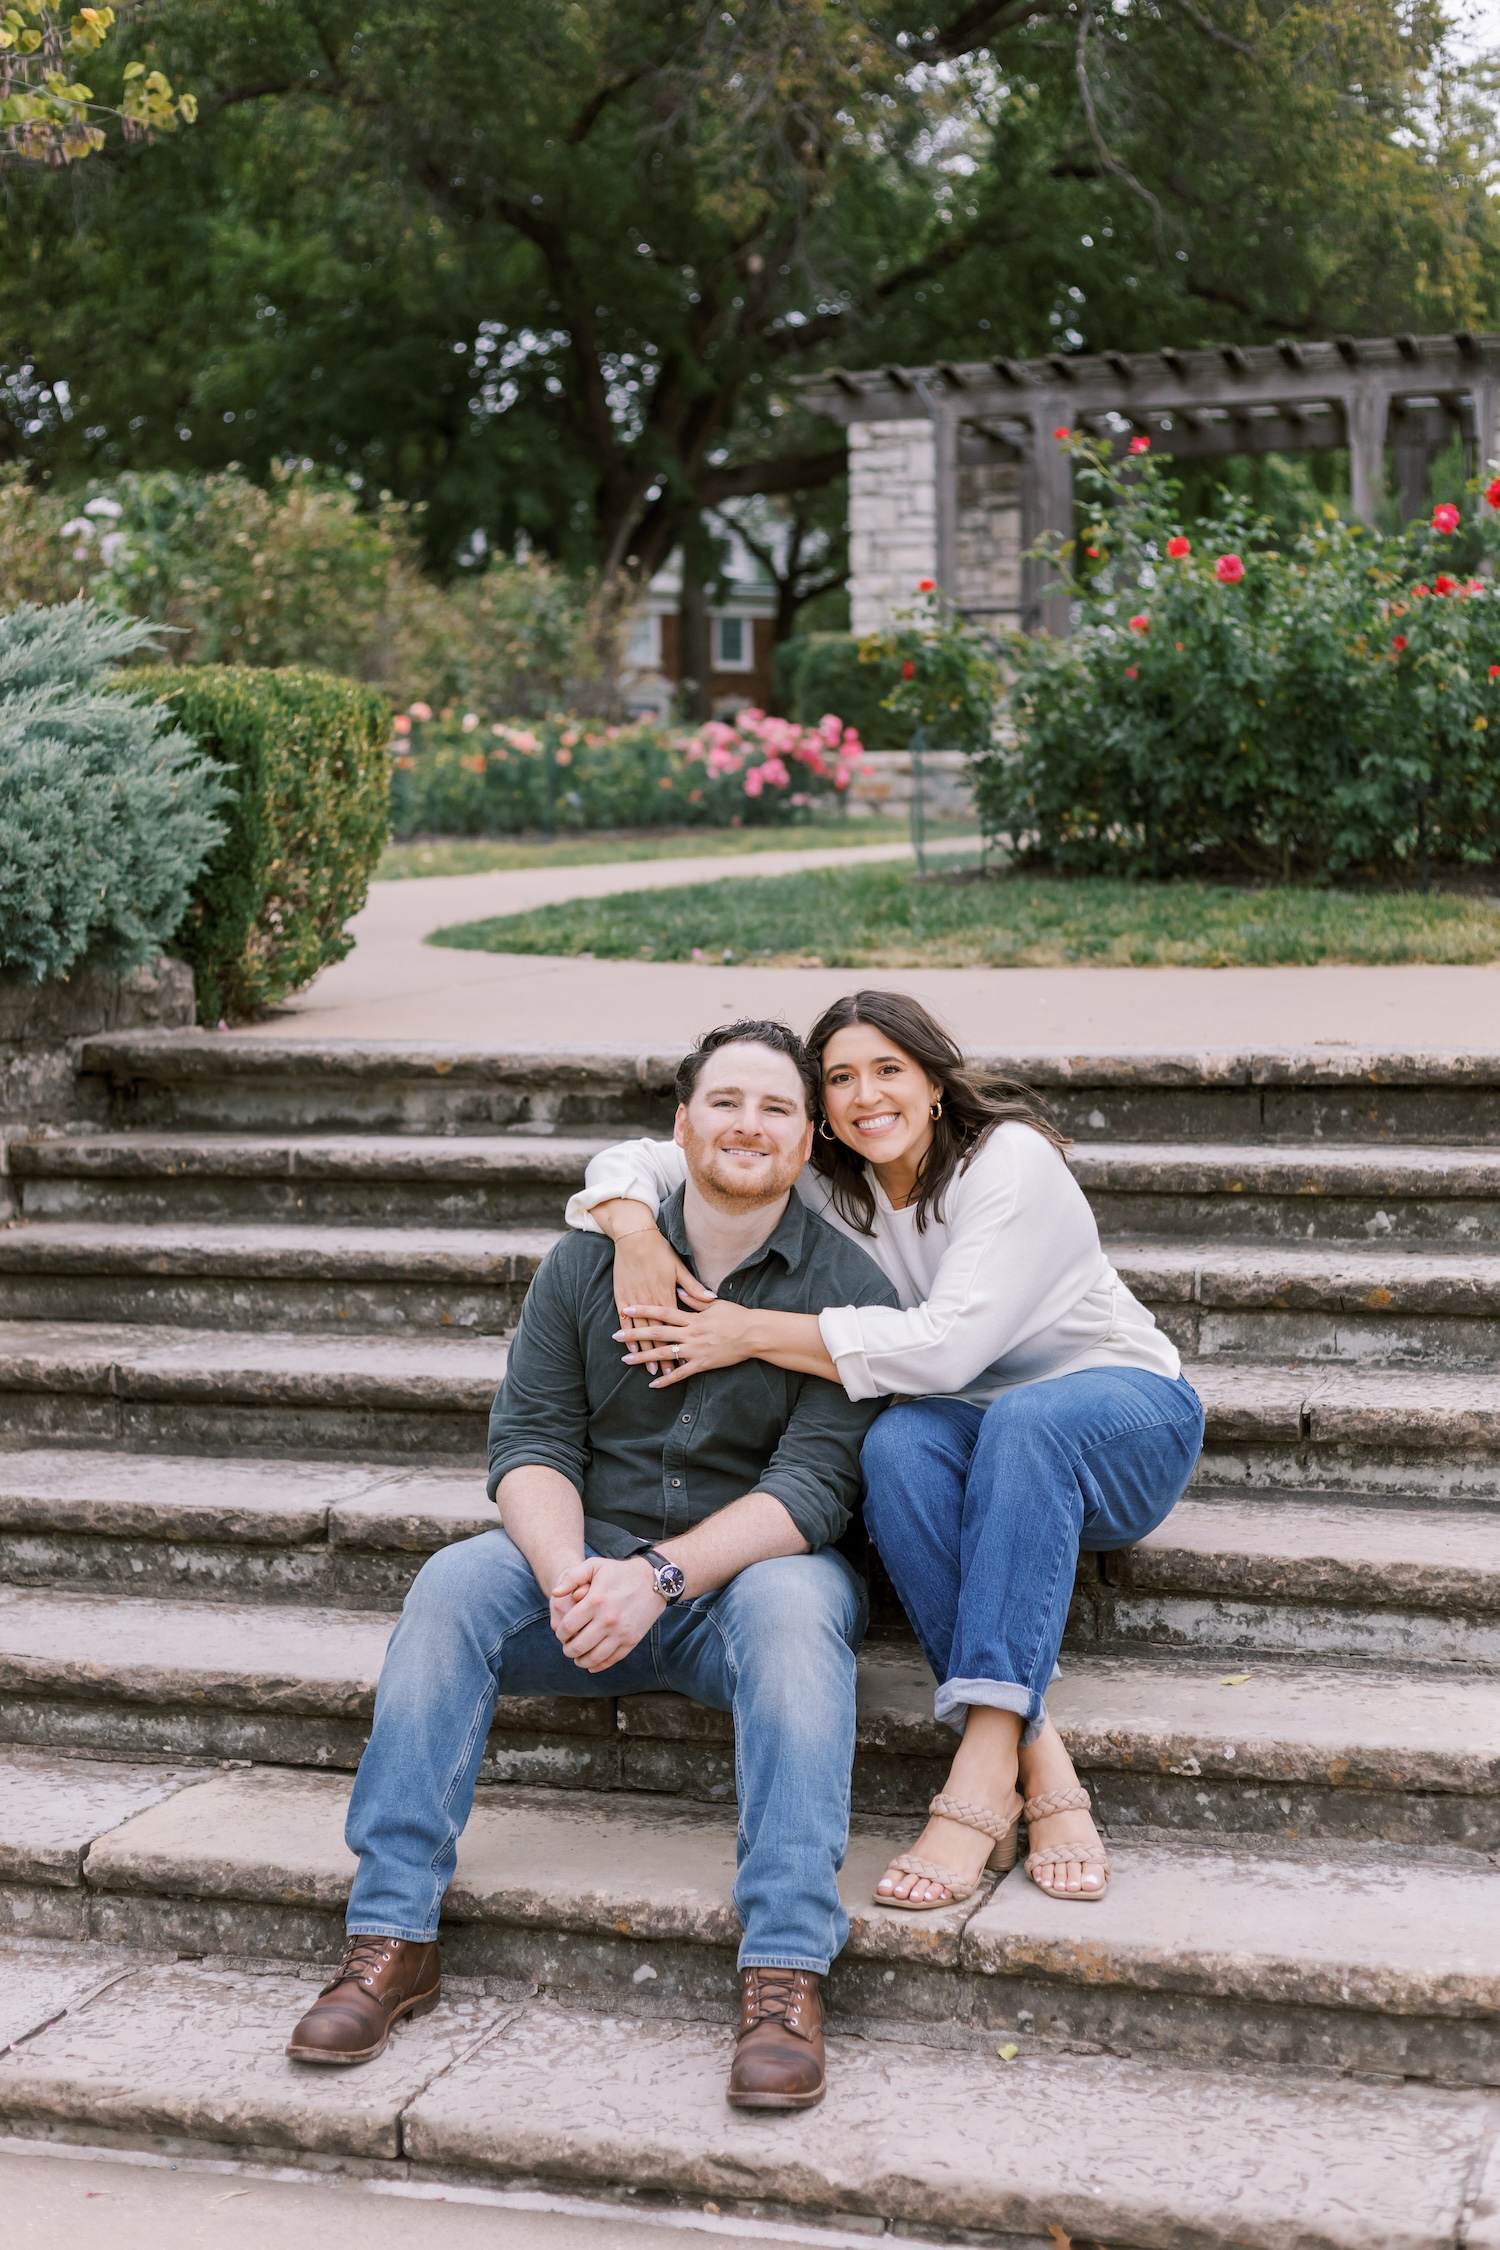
[848,420,936,635]
[1021,409,1075,637]
[1344,387,1388,526]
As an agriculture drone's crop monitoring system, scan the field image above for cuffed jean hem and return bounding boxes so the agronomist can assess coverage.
[934,1675,1046,1747]
[739,1952,832,1975]
[345,1920,439,1942]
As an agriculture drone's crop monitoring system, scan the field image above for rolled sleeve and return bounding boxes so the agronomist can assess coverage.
[755,1382,886,1549]
[818,1303,882,1402]
[486,1246,591,1502]
[564,1138,687,1232]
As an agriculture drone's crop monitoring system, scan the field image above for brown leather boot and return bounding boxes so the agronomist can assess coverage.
[726,1967,826,2110]
[285,1935,441,2066]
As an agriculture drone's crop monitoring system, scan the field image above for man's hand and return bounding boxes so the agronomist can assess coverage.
[550,1554,664,1674]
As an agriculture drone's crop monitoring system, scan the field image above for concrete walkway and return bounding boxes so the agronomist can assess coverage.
[253,838,1500,1050]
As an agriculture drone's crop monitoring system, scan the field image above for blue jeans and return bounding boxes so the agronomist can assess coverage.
[861,1369,1204,1742]
[344,1529,867,1974]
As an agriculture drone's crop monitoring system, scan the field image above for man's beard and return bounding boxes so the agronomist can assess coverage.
[681,1123,804,1210]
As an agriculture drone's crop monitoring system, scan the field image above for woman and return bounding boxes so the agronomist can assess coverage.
[568,991,1204,1907]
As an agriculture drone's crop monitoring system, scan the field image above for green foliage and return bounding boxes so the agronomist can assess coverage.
[5,2,1495,587]
[0,600,225,984]
[980,442,1500,877]
[776,634,908,752]
[1,2,193,167]
[0,466,598,714]
[133,663,390,1023]
[860,595,1002,759]
[428,860,1500,969]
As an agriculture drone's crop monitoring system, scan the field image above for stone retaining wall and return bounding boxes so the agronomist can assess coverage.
[0,956,194,1218]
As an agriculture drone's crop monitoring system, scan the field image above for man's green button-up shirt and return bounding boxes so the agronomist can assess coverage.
[486,1184,899,1556]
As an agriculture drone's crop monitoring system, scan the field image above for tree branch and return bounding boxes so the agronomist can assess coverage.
[925,0,1071,61]
[567,66,652,146]
[1172,0,1254,59]
[695,447,846,503]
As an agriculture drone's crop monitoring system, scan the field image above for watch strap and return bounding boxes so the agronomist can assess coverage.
[639,1545,686,1602]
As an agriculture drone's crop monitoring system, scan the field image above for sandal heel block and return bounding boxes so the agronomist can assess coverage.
[1022,1784,1111,1902]
[875,1790,1024,1913]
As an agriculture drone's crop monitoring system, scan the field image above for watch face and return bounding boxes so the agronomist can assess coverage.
[656,1562,687,1601]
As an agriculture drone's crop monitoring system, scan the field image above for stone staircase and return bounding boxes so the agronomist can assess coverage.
[3,1031,1500,2248]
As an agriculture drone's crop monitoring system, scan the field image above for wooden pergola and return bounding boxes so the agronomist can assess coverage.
[798,331,1500,635]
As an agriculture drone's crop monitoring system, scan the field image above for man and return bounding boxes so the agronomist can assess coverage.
[287,1020,898,2109]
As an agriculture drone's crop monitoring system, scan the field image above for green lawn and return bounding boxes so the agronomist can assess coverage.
[377,817,969,881]
[428,862,1500,968]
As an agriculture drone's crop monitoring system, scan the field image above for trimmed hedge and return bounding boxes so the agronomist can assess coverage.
[134,665,390,1024]
[775,633,910,751]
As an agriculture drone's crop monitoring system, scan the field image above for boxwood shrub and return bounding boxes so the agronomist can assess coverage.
[134,665,390,1024]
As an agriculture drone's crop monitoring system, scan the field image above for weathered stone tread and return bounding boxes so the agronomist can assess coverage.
[11,1132,606,1182]
[0,1947,1485,2246]
[0,1220,562,1282]
[1073,1141,1500,1197]
[0,1586,1495,1799]
[0,1320,506,1408]
[1125,1496,1500,1610]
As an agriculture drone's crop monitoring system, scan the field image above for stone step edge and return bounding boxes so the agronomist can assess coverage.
[1,1956,1482,2250]
[13,1228,1500,1310]
[33,1764,1500,2028]
[24,1134,1500,1197]
[76,1031,1500,1089]
[5,1327,1500,1446]
[1,1600,1495,1796]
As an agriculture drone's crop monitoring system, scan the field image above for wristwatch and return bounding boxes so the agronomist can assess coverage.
[638,1546,687,1605]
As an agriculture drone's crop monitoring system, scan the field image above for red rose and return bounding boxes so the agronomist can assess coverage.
[1053,425,1070,441]
[1488,478,1500,509]
[1124,666,1138,679]
[1432,503,1461,534]
[1413,584,1430,599]
[1490,665,1500,679]
[917,577,935,592]
[1085,545,1101,558]
[1215,554,1245,584]
[1128,435,1150,455]
[1392,635,1408,652]
[1434,574,1457,595]
[1128,613,1149,633]
[901,660,916,679]
[1166,536,1191,559]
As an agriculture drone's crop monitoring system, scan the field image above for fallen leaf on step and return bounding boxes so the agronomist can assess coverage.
[997,2042,1020,2061]
[1219,1672,1253,1685]
[212,2191,250,2203]
[1047,2225,1072,2250]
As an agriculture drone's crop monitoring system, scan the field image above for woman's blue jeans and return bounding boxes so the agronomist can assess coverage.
[344,1529,866,1975]
[861,1369,1204,1741]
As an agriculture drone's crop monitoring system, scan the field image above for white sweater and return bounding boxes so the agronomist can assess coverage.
[566,1123,1180,1406]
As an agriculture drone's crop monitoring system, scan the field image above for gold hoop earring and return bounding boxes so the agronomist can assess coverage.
[929,1099,943,1121]
[818,1119,836,1140]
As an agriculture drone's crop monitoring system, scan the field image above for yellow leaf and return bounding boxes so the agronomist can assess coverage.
[1219,1672,1253,1686]
[996,2042,1019,2061]
[123,58,142,76]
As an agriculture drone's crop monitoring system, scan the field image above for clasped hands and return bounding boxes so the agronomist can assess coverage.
[613,1287,755,1388]
[549,1552,667,1674]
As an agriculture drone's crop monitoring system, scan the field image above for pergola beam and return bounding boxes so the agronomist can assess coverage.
[800,329,1500,633]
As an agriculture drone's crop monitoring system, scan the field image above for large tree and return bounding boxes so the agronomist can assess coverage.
[3,0,1496,586]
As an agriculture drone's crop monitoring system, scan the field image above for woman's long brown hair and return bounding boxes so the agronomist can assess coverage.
[804,989,1070,1235]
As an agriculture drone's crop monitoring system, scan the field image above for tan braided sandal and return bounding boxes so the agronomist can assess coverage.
[1022,1785,1110,1901]
[875,1790,1023,1912]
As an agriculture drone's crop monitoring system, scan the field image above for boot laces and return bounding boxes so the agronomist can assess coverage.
[746,1967,803,2026]
[326,1934,399,1994]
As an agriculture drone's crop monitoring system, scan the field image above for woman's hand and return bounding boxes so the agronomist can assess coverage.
[610,1223,714,1376]
[614,1295,758,1389]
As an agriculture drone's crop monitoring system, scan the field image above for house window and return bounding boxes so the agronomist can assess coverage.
[625,613,661,666]
[714,615,753,670]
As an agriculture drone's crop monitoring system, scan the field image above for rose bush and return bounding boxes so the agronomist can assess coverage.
[975,438,1500,877]
[388,706,863,838]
